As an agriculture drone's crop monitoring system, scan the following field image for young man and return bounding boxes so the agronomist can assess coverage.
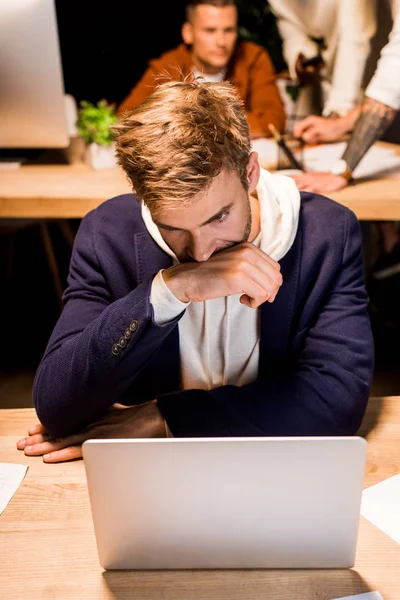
[116,0,286,139]
[17,79,374,463]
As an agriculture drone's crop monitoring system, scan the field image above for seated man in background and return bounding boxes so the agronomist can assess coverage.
[17,78,373,463]
[268,0,376,125]
[117,0,286,139]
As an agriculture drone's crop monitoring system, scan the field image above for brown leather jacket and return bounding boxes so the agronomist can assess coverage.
[117,42,286,138]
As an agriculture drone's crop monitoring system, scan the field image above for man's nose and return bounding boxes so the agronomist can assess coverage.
[215,32,226,46]
[187,235,215,262]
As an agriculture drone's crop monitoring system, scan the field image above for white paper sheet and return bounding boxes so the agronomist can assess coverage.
[361,473,400,545]
[0,463,28,515]
[0,161,22,169]
[302,141,400,179]
[333,593,383,600]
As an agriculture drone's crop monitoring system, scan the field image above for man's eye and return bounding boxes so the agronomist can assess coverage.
[214,212,228,223]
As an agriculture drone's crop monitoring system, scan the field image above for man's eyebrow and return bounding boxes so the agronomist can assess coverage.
[154,203,234,231]
[201,203,233,226]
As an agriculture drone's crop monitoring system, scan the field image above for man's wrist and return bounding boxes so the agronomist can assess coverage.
[151,399,173,438]
[147,400,168,438]
[150,269,190,326]
[330,159,353,183]
[162,266,191,303]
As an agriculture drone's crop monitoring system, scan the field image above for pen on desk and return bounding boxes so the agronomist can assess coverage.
[268,123,305,172]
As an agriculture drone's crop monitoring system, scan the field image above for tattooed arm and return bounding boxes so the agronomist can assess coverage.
[342,97,396,171]
[292,98,397,193]
[291,8,400,193]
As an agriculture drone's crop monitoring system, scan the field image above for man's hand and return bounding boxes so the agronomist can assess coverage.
[293,115,349,144]
[293,107,360,144]
[16,401,166,463]
[295,52,323,87]
[163,242,283,308]
[291,172,348,193]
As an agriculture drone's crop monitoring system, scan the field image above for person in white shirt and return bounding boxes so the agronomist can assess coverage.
[268,0,376,119]
[292,1,400,201]
[292,0,400,325]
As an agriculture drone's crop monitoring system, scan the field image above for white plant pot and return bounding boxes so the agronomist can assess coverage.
[85,142,118,170]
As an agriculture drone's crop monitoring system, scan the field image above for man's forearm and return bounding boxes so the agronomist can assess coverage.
[33,280,180,438]
[342,97,396,171]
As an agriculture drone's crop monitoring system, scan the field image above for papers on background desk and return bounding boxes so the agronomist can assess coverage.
[251,137,278,170]
[0,161,22,169]
[333,593,383,600]
[361,473,400,545]
[0,463,28,515]
[302,141,400,179]
[252,138,400,179]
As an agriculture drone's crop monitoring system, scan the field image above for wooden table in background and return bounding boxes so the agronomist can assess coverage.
[0,142,400,220]
[1,398,400,599]
[0,162,131,219]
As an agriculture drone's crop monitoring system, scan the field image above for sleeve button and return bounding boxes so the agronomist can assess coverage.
[119,336,127,348]
[111,343,121,356]
[124,328,132,340]
[129,320,138,332]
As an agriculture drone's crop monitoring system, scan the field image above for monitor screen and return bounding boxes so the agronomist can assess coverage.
[0,0,69,150]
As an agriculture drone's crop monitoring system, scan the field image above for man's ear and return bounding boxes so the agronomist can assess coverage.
[182,22,193,45]
[247,151,261,193]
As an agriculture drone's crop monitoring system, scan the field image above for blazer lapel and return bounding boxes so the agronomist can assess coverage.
[134,231,172,284]
[259,228,302,375]
[133,231,181,395]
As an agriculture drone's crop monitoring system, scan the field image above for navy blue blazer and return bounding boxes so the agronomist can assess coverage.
[33,192,374,438]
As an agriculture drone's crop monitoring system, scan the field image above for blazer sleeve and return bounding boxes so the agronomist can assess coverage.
[158,209,374,437]
[33,211,181,437]
[245,48,286,137]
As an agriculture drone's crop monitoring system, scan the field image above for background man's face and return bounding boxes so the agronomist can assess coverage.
[183,5,238,74]
[151,168,252,263]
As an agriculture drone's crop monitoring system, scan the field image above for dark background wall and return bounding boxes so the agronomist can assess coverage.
[55,1,187,107]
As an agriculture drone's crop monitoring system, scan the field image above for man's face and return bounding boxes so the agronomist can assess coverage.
[151,157,259,263]
[182,5,238,74]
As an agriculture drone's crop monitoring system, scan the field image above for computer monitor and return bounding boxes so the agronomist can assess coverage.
[0,0,69,153]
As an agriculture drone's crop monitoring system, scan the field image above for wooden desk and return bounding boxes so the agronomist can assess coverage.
[0,163,131,219]
[1,398,400,599]
[0,143,400,220]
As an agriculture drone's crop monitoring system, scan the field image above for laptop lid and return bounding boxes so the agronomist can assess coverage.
[82,436,367,570]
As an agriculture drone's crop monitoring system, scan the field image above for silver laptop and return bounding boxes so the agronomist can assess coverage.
[82,436,367,570]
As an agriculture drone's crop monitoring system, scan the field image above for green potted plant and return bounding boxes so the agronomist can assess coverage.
[76,99,119,170]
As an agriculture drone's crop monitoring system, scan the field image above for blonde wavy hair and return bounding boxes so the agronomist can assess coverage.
[112,78,251,214]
